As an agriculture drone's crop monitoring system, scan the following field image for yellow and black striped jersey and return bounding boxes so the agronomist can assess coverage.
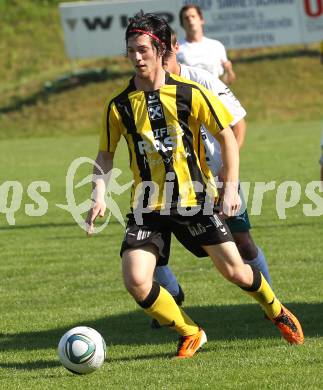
[99,72,233,211]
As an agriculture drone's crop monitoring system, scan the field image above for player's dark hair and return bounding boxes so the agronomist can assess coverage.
[162,27,177,65]
[170,27,178,47]
[125,11,172,58]
[179,4,204,27]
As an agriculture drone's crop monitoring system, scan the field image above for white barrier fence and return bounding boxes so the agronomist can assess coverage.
[59,0,323,58]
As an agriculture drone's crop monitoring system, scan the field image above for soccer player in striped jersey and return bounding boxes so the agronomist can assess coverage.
[86,12,304,358]
[152,32,274,328]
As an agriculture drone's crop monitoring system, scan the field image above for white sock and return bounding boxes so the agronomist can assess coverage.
[243,247,273,288]
[154,265,179,297]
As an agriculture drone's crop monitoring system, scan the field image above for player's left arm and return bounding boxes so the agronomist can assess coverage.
[217,119,246,183]
[231,118,246,150]
[214,127,241,217]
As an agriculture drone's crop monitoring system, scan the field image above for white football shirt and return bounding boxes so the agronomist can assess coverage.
[177,37,228,79]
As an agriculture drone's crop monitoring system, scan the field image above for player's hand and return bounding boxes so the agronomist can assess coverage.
[220,184,241,218]
[86,200,106,236]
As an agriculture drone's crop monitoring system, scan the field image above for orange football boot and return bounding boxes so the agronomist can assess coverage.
[271,305,304,344]
[176,328,207,358]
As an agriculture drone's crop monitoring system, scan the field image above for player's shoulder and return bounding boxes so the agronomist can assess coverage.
[181,65,226,93]
[178,38,187,46]
[203,36,225,49]
[168,72,214,100]
[182,64,214,83]
[168,72,206,90]
[105,79,136,107]
[178,38,191,51]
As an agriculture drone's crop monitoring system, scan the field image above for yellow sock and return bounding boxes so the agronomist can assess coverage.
[144,285,199,336]
[245,274,282,319]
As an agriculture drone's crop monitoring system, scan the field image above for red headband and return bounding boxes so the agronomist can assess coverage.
[128,29,163,45]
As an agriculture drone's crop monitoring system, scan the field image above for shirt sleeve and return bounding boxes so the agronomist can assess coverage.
[217,41,228,63]
[192,84,233,137]
[99,100,121,152]
[216,41,228,77]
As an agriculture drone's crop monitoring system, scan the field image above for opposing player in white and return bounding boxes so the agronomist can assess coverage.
[177,4,236,84]
[152,32,273,327]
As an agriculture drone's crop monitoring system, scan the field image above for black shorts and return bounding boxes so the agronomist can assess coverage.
[120,210,233,265]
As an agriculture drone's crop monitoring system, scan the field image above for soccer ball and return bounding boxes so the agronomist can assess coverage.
[58,326,106,374]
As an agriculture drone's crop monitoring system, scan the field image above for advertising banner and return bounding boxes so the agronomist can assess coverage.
[300,0,323,42]
[185,0,323,49]
[60,0,180,58]
[59,0,323,58]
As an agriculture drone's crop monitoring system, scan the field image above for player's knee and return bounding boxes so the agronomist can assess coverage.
[123,273,152,300]
[124,283,152,301]
[224,265,250,286]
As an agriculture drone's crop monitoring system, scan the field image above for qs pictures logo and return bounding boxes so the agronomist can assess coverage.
[0,157,133,232]
[57,157,133,233]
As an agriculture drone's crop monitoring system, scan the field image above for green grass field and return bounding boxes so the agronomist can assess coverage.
[0,119,322,389]
[1,1,323,388]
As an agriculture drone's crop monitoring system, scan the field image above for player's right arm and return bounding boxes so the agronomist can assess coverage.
[86,151,114,235]
[86,98,121,235]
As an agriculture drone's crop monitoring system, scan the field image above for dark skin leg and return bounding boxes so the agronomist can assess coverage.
[233,231,258,260]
